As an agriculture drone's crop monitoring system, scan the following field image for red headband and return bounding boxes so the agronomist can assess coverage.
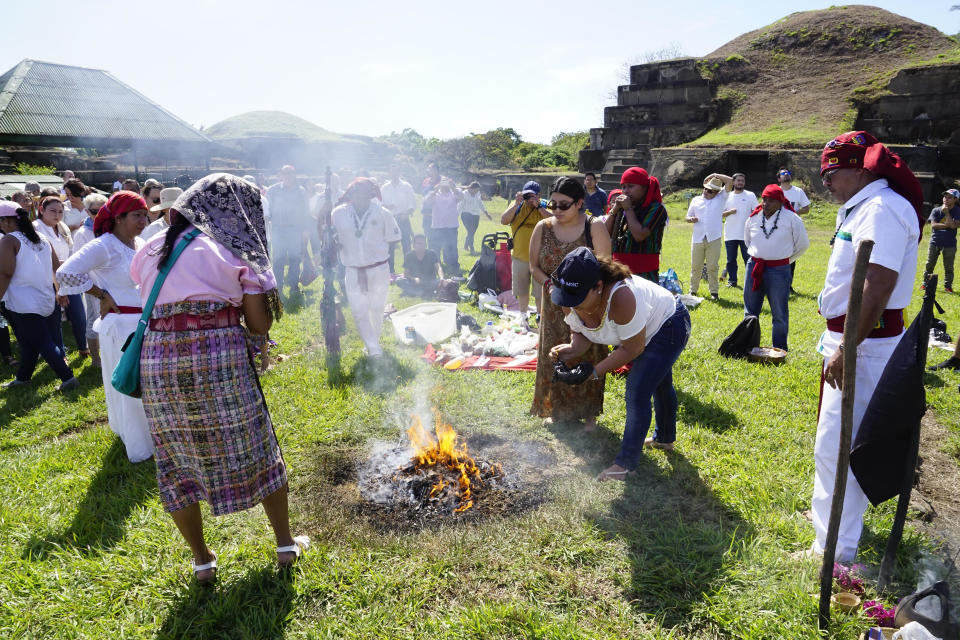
[821,130,924,235]
[751,184,795,217]
[605,189,622,212]
[94,190,147,237]
[619,167,662,208]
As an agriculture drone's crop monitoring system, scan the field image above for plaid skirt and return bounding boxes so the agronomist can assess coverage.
[141,301,286,516]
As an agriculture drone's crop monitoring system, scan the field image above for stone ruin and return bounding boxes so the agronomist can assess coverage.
[580,57,960,208]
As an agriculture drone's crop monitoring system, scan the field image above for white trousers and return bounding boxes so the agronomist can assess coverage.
[812,349,890,561]
[96,313,153,463]
[344,263,390,356]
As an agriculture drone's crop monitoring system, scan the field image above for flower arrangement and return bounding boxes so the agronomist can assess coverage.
[832,563,866,596]
[862,600,896,627]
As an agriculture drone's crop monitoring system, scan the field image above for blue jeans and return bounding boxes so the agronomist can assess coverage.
[743,260,790,350]
[724,239,748,285]
[62,293,87,352]
[6,308,74,383]
[432,227,460,275]
[616,301,691,471]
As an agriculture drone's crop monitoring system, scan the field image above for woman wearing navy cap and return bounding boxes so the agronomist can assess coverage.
[549,247,690,481]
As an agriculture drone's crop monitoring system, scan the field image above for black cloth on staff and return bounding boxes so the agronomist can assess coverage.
[849,312,927,506]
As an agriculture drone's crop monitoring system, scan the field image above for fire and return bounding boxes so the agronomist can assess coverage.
[403,415,501,513]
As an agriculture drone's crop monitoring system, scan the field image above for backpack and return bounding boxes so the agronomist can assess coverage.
[467,234,503,293]
[718,315,761,359]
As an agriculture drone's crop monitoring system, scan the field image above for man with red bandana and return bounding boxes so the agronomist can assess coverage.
[809,131,924,561]
[604,168,669,283]
[743,185,809,350]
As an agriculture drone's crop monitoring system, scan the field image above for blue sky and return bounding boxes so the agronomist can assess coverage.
[1,1,956,143]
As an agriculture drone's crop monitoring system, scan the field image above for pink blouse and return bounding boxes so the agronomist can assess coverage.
[130,226,277,307]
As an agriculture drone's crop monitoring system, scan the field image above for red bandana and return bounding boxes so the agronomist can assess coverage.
[750,184,796,217]
[820,131,924,234]
[619,167,662,208]
[605,189,623,213]
[94,191,147,237]
[338,177,382,205]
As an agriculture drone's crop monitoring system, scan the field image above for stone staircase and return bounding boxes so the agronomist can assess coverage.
[598,148,651,192]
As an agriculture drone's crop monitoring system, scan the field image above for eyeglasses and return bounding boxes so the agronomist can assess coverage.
[822,168,841,184]
[546,200,576,211]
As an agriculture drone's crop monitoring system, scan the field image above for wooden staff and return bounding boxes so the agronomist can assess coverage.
[320,165,341,372]
[818,239,874,633]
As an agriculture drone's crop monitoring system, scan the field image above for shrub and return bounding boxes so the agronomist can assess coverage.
[13,162,57,175]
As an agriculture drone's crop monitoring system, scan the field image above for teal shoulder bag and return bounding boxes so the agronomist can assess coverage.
[112,229,201,398]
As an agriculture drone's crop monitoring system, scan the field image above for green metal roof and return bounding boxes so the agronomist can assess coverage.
[0,59,211,146]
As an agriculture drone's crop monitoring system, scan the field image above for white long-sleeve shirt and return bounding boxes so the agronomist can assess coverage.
[744,207,809,263]
[381,179,417,216]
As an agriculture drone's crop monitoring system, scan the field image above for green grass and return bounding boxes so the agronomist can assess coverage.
[1,195,958,638]
[684,124,835,148]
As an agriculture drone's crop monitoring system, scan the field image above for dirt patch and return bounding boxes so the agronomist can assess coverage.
[299,434,563,532]
[910,412,960,620]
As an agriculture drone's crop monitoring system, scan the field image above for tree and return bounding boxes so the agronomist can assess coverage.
[431,136,480,174]
[471,127,522,168]
[377,128,438,162]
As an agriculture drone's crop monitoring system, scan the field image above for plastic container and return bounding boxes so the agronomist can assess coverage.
[390,302,458,345]
[481,321,497,337]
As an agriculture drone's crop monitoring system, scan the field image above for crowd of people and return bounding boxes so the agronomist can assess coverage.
[1,127,958,579]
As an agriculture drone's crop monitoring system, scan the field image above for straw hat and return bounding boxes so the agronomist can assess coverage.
[703,176,725,192]
[151,187,183,212]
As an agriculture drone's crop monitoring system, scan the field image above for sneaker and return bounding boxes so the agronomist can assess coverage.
[946,286,954,293]
[710,293,719,301]
[58,377,80,392]
[920,283,926,290]
[3,378,29,389]
[929,357,960,371]
[720,269,727,281]
[726,281,738,288]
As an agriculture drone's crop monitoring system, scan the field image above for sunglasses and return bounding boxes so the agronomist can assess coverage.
[821,168,841,184]
[546,200,576,211]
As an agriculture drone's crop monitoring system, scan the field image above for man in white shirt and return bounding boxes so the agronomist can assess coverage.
[743,185,809,350]
[380,165,417,273]
[723,173,757,289]
[777,168,811,294]
[685,173,734,300]
[331,178,401,358]
[809,131,924,561]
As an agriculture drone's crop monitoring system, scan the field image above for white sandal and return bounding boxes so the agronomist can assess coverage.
[191,552,217,584]
[277,535,311,566]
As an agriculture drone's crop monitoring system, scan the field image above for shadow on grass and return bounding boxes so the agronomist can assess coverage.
[157,566,296,639]
[548,420,753,630]
[1,363,102,433]
[677,388,740,433]
[22,439,156,559]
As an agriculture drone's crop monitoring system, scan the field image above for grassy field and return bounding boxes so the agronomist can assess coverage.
[1,194,958,639]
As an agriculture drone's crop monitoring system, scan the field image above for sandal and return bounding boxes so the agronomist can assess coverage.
[191,552,217,585]
[277,535,311,567]
[596,465,635,482]
[643,437,675,451]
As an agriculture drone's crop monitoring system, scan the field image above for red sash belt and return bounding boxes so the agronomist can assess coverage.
[750,257,790,291]
[148,306,241,332]
[108,306,143,315]
[825,308,904,338]
[613,252,659,275]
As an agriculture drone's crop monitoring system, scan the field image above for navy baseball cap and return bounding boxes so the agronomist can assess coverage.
[550,246,601,308]
[521,181,541,196]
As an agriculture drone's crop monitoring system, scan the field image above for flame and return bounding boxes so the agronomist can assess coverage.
[405,415,499,513]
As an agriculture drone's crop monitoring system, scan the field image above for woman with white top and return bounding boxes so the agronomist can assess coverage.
[34,196,88,359]
[62,179,90,232]
[0,201,79,391]
[743,184,809,351]
[459,181,491,255]
[73,193,107,368]
[549,247,691,481]
[57,191,152,462]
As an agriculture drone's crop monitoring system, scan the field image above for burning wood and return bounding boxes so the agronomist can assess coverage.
[394,416,503,514]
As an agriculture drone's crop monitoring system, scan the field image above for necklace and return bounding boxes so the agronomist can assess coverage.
[760,210,781,239]
[352,205,373,238]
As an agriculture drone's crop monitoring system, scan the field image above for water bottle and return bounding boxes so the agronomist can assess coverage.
[404,326,416,343]
[481,321,496,337]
